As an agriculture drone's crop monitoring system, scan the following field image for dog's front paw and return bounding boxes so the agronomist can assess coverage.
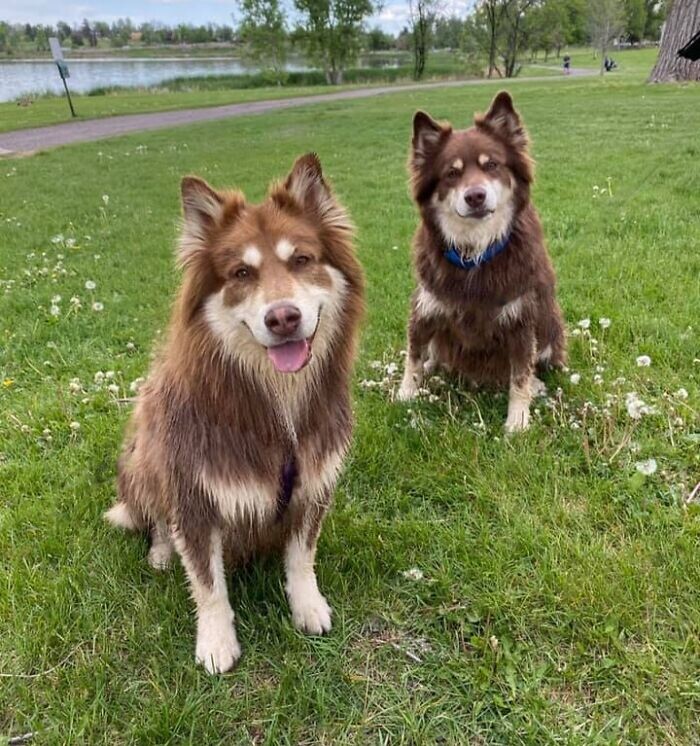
[505,409,530,433]
[396,380,418,402]
[195,610,241,674]
[290,590,332,635]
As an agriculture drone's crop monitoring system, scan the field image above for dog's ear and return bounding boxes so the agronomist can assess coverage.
[283,153,352,233]
[412,111,449,169]
[179,176,244,264]
[476,91,528,149]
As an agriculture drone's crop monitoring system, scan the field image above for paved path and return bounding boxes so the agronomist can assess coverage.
[0,72,592,156]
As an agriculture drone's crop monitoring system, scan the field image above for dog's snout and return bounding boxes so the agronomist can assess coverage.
[465,186,487,209]
[264,304,302,337]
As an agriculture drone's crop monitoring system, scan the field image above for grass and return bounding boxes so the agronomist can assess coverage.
[1,75,699,744]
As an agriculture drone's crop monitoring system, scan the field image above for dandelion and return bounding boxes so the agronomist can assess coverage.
[69,421,81,431]
[402,567,424,581]
[570,373,581,385]
[50,304,61,317]
[595,365,605,373]
[599,317,611,329]
[3,378,14,388]
[625,392,657,419]
[572,328,582,337]
[51,294,62,304]
[105,371,115,379]
[65,238,76,248]
[107,384,119,394]
[674,388,688,400]
[636,355,651,367]
[102,195,109,206]
[593,374,604,385]
[129,377,145,393]
[70,296,82,308]
[94,371,105,384]
[51,234,64,244]
[635,458,657,476]
[578,318,591,329]
[68,378,81,393]
[42,427,51,437]
[92,302,104,312]
[385,362,399,376]
[84,280,96,291]
[126,342,135,351]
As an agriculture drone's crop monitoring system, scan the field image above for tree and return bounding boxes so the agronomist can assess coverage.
[480,0,507,77]
[238,0,288,83]
[587,0,624,75]
[409,0,437,79]
[365,25,394,50]
[649,0,700,81]
[623,0,646,42]
[500,0,538,77]
[294,0,376,84]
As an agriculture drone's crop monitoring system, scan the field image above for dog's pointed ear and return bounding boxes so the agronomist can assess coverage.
[412,111,449,168]
[477,91,528,149]
[179,176,244,265]
[283,153,352,233]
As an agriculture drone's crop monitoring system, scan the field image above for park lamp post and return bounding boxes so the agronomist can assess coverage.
[49,37,76,118]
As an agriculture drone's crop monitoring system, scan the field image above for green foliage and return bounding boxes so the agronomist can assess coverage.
[293,0,376,83]
[238,0,288,84]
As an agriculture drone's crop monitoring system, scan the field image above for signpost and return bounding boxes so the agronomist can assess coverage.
[49,37,76,118]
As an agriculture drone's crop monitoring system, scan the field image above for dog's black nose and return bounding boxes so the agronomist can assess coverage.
[265,304,302,337]
[465,187,487,209]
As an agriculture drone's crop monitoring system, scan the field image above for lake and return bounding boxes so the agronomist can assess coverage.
[0,58,313,103]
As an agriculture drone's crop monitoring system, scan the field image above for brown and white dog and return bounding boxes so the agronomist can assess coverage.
[104,154,364,673]
[397,91,566,432]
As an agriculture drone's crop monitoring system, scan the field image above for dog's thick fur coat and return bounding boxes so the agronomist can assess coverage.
[398,92,566,431]
[105,154,364,673]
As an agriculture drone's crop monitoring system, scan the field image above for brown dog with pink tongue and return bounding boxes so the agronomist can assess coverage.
[105,153,364,674]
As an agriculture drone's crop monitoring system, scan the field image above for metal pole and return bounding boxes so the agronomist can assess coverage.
[57,62,76,118]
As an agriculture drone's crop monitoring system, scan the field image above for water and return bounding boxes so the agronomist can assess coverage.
[0,58,312,103]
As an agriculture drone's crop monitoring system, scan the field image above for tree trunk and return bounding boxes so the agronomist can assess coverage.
[649,0,700,82]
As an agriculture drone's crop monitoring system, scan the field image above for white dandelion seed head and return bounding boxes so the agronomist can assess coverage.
[636,355,651,367]
[92,302,104,312]
[84,280,96,291]
[598,317,611,329]
[94,371,105,383]
[402,567,424,581]
[569,373,581,385]
[49,304,61,316]
[107,384,119,394]
[674,388,688,400]
[635,458,657,476]
[578,318,591,329]
[69,421,81,431]
[102,194,110,205]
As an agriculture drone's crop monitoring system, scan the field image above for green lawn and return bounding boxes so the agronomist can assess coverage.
[1,76,699,744]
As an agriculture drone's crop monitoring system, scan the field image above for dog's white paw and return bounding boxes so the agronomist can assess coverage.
[147,542,173,570]
[290,589,332,635]
[195,609,241,674]
[396,380,418,402]
[505,409,530,433]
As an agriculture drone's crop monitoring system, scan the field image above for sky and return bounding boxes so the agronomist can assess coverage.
[1,0,473,36]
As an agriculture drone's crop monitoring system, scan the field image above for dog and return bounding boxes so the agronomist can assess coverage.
[397,91,566,432]
[104,154,364,674]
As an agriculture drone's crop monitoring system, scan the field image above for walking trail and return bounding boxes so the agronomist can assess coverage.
[0,71,592,156]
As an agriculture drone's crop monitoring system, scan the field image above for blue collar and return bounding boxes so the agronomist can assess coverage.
[443,232,511,270]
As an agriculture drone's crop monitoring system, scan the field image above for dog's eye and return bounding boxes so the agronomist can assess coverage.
[234,267,250,279]
[294,254,311,267]
[446,168,461,179]
[483,159,498,172]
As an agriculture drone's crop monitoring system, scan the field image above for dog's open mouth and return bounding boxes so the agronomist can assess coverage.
[266,339,312,373]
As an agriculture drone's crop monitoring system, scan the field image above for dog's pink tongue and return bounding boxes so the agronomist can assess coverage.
[267,339,310,373]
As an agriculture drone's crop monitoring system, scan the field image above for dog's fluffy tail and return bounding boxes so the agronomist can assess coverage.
[105,439,149,532]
